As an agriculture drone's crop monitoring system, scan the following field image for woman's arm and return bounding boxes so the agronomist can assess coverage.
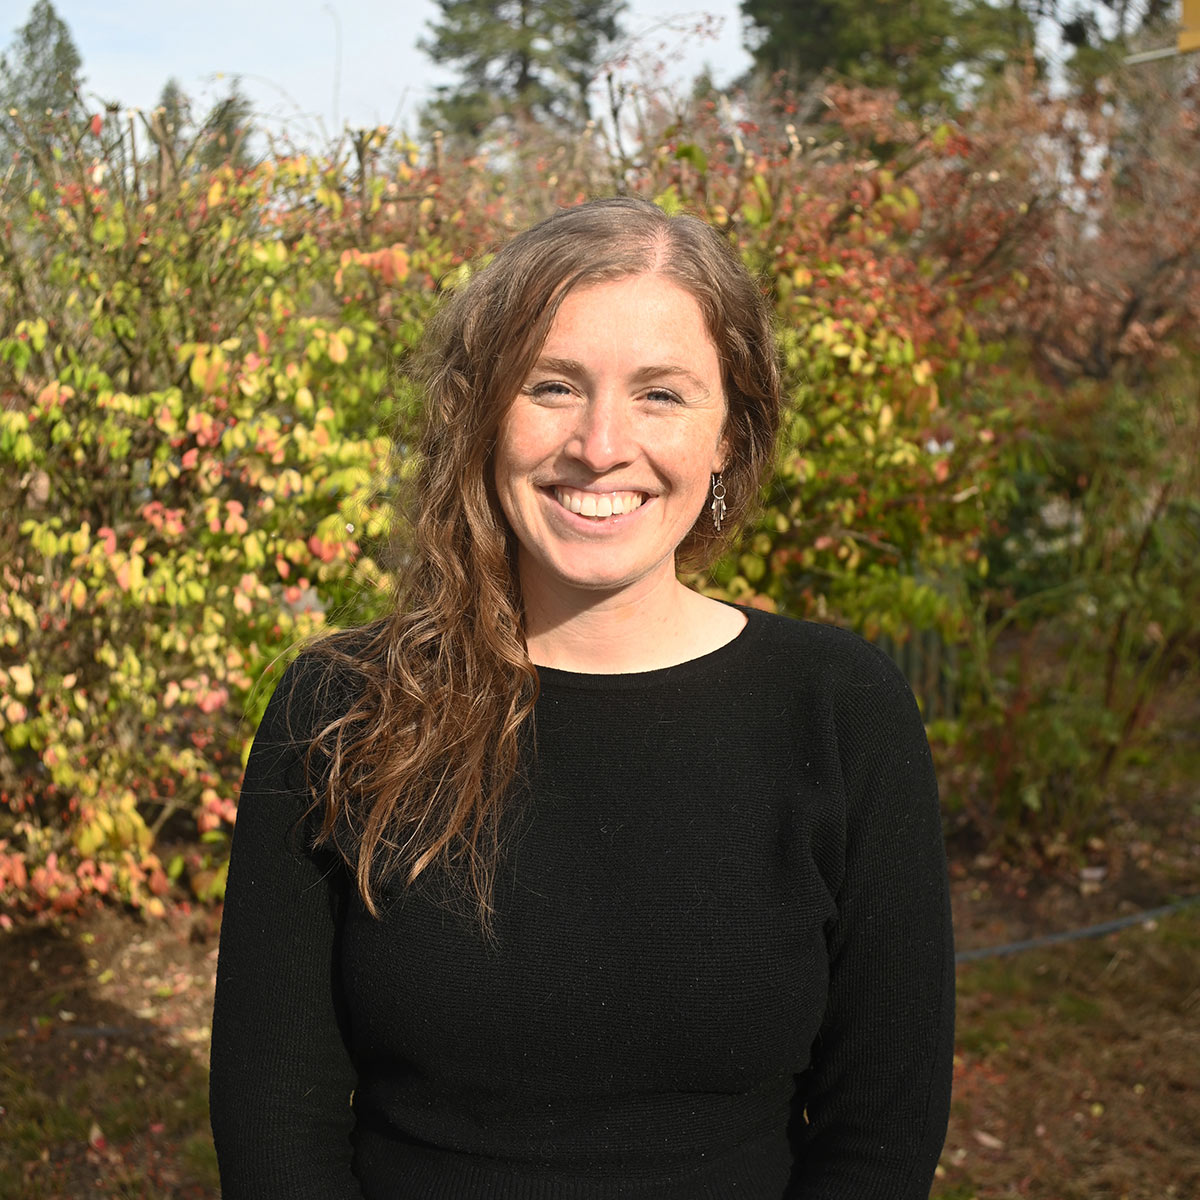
[789,640,956,1198]
[209,655,364,1200]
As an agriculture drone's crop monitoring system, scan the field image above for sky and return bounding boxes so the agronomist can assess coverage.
[24,1,752,142]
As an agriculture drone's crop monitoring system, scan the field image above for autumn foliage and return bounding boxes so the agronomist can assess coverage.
[2,66,1198,918]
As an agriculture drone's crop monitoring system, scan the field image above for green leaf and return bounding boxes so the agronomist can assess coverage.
[673,143,708,173]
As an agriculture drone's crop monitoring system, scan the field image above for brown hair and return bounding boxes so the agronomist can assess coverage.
[303,197,782,926]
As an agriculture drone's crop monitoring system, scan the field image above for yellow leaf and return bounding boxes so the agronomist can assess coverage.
[189,349,209,390]
[76,821,104,857]
[207,179,225,207]
[9,663,34,696]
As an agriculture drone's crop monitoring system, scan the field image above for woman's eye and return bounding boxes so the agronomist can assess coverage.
[644,388,683,406]
[526,380,574,400]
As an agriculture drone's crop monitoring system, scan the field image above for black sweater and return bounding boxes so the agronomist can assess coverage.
[210,607,955,1198]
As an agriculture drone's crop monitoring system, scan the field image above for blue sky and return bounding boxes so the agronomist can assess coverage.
[27,2,751,141]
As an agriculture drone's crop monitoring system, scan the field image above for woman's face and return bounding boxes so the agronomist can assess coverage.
[493,272,728,607]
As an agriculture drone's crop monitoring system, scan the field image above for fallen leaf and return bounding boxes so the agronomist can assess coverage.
[972,1129,1004,1150]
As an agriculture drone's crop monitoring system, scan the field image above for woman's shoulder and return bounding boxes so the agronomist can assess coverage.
[736,604,924,738]
[739,608,934,807]
[738,604,905,687]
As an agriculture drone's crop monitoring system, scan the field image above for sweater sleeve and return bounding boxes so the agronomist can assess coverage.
[209,655,365,1200]
[788,638,955,1198]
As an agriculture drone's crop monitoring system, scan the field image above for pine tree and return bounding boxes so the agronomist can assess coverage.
[196,80,255,170]
[141,77,190,187]
[0,0,84,134]
[740,0,1036,112]
[421,0,626,139]
[157,77,188,145]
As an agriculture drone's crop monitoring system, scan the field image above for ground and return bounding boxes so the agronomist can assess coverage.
[1,742,1197,1199]
[0,902,220,1198]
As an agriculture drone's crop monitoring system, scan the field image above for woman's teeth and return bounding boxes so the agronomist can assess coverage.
[553,487,646,518]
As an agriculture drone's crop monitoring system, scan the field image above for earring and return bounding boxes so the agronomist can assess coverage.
[710,473,727,533]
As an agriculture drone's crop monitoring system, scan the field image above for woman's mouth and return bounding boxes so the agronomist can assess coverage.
[551,487,647,519]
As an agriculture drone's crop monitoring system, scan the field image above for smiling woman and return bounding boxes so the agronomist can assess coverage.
[494,273,734,668]
[209,197,955,1199]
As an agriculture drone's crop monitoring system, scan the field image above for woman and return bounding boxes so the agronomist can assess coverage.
[210,196,955,1199]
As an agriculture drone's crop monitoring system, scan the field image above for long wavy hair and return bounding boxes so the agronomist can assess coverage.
[302,197,783,927]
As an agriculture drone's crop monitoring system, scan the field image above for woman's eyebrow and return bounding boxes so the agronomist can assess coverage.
[531,356,589,378]
[628,363,708,391]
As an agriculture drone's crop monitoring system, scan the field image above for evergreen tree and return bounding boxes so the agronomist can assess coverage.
[740,0,1036,112]
[421,0,626,138]
[197,80,255,169]
[143,77,190,186]
[0,0,84,134]
[157,77,188,145]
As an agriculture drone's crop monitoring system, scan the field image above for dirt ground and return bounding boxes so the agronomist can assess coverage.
[1,751,1197,1198]
[0,903,220,1198]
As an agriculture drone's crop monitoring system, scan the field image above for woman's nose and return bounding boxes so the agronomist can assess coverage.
[568,393,634,471]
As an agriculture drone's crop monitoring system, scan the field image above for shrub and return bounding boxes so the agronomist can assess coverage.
[2,72,1196,915]
[0,120,451,916]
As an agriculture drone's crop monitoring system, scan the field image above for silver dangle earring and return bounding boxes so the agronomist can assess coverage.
[710,473,727,533]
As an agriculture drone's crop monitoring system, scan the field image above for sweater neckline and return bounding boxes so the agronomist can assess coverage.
[533,603,766,693]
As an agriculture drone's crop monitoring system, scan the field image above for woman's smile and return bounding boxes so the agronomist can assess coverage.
[549,486,648,519]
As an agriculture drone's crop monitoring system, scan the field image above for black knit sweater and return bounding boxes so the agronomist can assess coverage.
[210,607,955,1198]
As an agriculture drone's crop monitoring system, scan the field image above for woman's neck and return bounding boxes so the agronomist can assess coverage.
[520,575,745,675]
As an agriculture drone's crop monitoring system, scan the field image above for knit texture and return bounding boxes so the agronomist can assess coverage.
[210,607,955,1198]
